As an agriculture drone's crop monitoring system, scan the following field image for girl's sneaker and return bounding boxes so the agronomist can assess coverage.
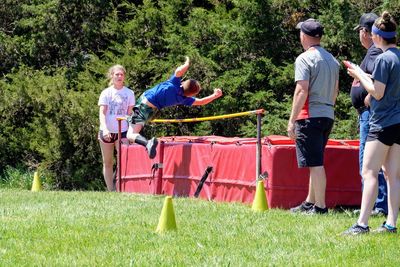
[343,224,370,235]
[373,222,397,234]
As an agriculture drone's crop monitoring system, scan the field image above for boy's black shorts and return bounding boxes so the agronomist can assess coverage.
[295,117,333,168]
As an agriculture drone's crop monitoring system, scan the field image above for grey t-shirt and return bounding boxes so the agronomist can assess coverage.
[370,47,400,131]
[295,46,339,120]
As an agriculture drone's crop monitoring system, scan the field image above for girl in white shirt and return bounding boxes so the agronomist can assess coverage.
[98,65,135,191]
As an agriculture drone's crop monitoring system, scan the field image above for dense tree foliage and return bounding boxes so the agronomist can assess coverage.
[0,0,398,189]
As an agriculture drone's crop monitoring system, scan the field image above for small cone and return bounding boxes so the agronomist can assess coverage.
[31,171,42,192]
[251,180,268,212]
[156,196,177,233]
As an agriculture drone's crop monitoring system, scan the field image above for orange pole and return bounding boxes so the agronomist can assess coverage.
[117,118,124,192]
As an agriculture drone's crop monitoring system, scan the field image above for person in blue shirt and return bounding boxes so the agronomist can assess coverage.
[344,11,400,235]
[127,57,223,159]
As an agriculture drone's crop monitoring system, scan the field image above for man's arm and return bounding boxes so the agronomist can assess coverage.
[192,88,223,106]
[287,80,309,139]
[332,80,339,105]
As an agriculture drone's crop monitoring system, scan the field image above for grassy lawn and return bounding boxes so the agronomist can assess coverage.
[0,189,399,266]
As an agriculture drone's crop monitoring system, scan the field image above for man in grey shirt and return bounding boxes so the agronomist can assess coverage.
[288,18,340,214]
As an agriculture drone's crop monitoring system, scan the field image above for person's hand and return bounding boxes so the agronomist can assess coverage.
[287,122,296,140]
[175,56,190,77]
[213,88,223,98]
[184,56,190,66]
[347,68,359,80]
[102,129,111,141]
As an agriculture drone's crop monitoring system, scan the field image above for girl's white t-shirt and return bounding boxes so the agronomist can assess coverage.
[98,86,135,133]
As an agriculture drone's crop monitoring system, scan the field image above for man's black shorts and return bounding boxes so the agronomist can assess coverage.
[367,123,400,146]
[295,117,334,168]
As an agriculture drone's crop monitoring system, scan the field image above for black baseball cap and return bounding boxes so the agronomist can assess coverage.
[296,19,324,38]
[354,13,378,32]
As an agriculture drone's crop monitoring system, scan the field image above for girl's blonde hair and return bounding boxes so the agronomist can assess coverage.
[107,64,126,86]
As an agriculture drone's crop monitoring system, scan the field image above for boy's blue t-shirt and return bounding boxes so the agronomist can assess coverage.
[370,47,400,131]
[144,74,195,109]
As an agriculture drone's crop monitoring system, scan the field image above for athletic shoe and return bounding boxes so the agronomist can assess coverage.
[370,209,387,217]
[353,208,387,216]
[353,209,360,215]
[290,201,314,213]
[307,205,328,215]
[342,223,370,235]
[146,137,158,159]
[372,222,397,234]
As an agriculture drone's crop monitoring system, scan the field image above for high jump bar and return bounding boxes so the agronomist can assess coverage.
[151,109,265,123]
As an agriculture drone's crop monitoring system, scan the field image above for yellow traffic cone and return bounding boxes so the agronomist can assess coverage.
[251,180,268,212]
[31,171,42,192]
[156,196,177,233]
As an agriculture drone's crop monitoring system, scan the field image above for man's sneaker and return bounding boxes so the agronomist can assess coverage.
[343,223,370,235]
[146,137,158,159]
[290,201,314,213]
[307,205,328,215]
[373,222,397,234]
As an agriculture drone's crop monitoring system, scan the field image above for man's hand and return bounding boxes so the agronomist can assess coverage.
[287,122,296,140]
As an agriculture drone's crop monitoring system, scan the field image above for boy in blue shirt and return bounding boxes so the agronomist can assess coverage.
[127,57,223,159]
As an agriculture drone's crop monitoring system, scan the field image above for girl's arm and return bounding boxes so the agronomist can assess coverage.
[347,68,385,100]
[99,105,109,136]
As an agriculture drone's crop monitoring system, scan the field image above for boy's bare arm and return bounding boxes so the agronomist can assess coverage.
[175,56,190,77]
[192,88,223,106]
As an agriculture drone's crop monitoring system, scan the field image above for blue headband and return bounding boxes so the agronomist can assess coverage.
[372,25,397,39]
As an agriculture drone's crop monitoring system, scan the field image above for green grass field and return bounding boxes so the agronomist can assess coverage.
[0,189,399,266]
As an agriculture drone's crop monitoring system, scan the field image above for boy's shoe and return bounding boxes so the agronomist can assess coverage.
[290,201,314,213]
[146,137,158,159]
[342,223,370,235]
[307,205,328,215]
[372,222,397,234]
